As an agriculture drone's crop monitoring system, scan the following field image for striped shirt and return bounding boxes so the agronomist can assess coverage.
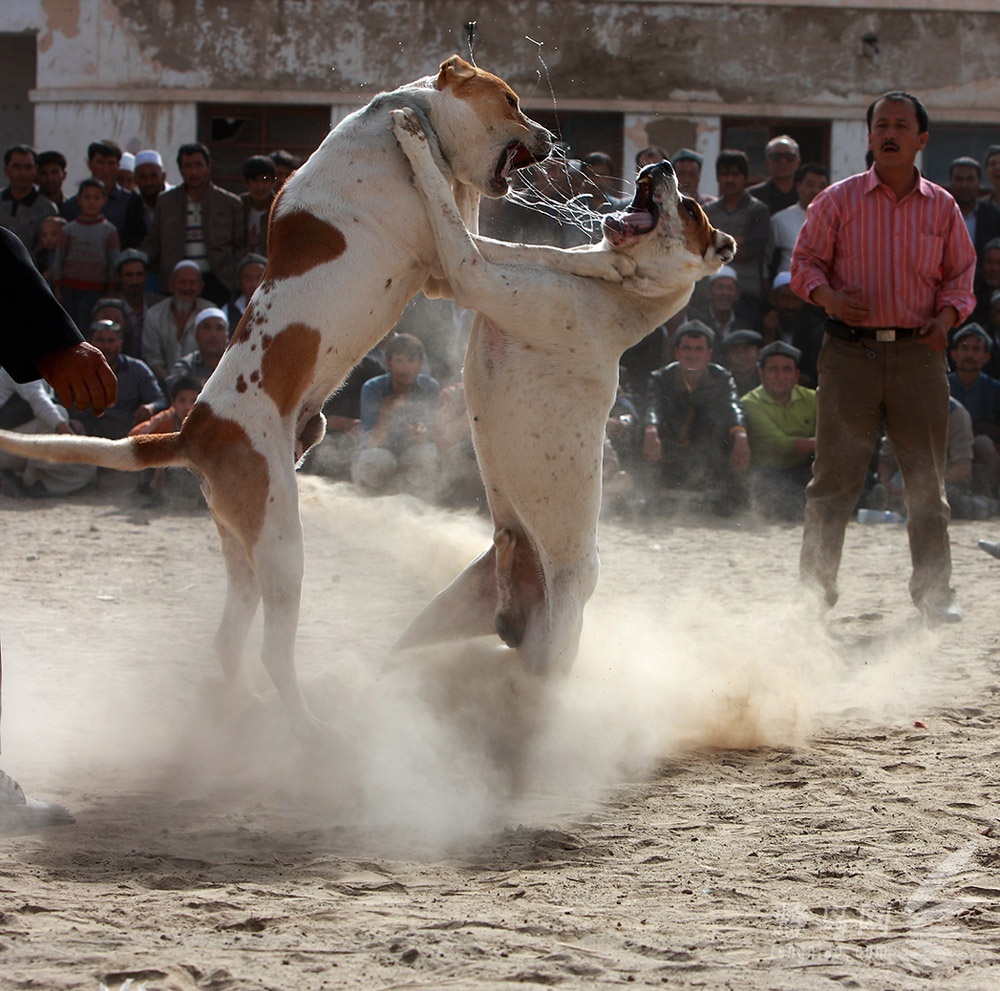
[791,167,976,329]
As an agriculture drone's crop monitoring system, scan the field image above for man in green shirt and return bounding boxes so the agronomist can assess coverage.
[740,340,817,519]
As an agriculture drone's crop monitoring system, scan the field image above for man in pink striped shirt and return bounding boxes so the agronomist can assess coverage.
[791,91,976,625]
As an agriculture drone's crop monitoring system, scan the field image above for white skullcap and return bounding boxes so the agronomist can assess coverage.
[772,271,792,290]
[709,265,738,283]
[172,259,202,275]
[194,307,228,328]
[134,149,163,168]
[119,152,135,171]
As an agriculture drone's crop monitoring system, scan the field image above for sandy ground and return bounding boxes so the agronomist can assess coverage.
[0,471,999,991]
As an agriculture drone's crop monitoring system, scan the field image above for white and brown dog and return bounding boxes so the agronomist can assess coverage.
[0,58,628,738]
[390,107,736,674]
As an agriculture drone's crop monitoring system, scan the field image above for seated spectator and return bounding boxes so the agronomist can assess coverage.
[767,163,830,279]
[641,320,750,515]
[688,265,762,340]
[748,135,801,215]
[51,178,120,331]
[131,149,168,241]
[36,149,68,212]
[740,340,816,520]
[117,152,136,192]
[270,149,300,191]
[948,323,1000,498]
[973,237,1000,328]
[720,328,763,397]
[580,151,626,211]
[352,333,440,499]
[33,214,65,283]
[226,253,267,334]
[705,149,770,310]
[635,146,668,171]
[129,374,200,501]
[306,349,385,480]
[434,377,484,508]
[167,307,229,392]
[140,141,244,304]
[0,367,96,497]
[761,271,825,386]
[114,248,163,357]
[0,144,57,251]
[62,139,142,246]
[672,148,712,205]
[142,259,213,384]
[241,156,275,256]
[947,156,1000,269]
[603,377,642,511]
[877,398,992,520]
[72,319,165,439]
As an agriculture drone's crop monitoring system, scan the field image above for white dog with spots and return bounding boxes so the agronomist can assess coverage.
[0,58,631,738]
[391,108,736,673]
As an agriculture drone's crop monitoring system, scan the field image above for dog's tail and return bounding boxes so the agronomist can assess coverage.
[0,428,188,472]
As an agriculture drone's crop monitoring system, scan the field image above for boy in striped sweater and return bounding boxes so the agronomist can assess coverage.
[52,178,119,331]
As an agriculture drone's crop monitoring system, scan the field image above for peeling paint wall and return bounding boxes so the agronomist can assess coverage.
[2,1,998,189]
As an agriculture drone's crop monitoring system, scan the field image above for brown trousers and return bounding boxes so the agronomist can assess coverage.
[800,334,952,605]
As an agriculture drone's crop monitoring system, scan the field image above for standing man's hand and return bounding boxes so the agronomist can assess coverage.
[813,284,872,325]
[919,307,959,353]
[36,342,118,416]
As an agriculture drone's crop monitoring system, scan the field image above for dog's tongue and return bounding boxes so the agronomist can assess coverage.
[603,208,655,245]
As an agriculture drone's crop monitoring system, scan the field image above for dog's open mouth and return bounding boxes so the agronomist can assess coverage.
[602,161,673,246]
[495,141,544,188]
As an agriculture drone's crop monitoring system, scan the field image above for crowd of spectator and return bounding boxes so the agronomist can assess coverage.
[1,130,998,522]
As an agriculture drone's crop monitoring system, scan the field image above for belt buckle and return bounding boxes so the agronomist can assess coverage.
[876,329,896,343]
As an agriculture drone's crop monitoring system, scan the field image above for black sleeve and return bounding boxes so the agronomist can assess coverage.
[0,227,84,382]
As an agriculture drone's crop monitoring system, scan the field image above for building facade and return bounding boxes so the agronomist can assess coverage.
[2,0,998,196]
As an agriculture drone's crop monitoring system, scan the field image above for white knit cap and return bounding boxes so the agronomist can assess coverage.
[134,149,163,168]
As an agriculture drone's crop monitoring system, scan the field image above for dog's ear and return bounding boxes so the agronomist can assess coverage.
[437,55,477,90]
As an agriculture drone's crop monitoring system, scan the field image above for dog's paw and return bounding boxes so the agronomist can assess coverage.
[606,252,638,281]
[573,250,636,283]
[389,107,426,141]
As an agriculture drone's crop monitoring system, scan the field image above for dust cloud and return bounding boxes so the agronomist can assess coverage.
[3,478,950,854]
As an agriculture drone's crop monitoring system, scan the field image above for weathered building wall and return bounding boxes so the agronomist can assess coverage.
[2,1,997,189]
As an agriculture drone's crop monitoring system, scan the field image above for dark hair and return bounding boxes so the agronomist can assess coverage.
[177,142,211,168]
[242,155,276,180]
[716,149,750,177]
[270,149,300,170]
[87,140,122,162]
[583,151,614,172]
[90,298,126,322]
[866,92,929,134]
[170,375,202,399]
[37,150,67,170]
[3,144,37,166]
[77,177,107,197]
[386,332,426,362]
[949,156,981,179]
[635,145,668,169]
[794,162,830,184]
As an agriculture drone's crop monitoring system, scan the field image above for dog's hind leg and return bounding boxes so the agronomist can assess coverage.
[253,466,325,741]
[213,520,261,686]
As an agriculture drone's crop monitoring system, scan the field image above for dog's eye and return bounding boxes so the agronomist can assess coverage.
[506,94,518,109]
[683,200,700,220]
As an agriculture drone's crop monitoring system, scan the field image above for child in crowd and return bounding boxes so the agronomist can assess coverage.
[52,178,120,331]
[33,215,66,284]
[128,374,200,501]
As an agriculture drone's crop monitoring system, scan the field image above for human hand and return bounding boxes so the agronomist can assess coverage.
[132,403,155,424]
[825,286,871,325]
[36,342,117,416]
[731,432,751,474]
[918,313,952,352]
[642,425,662,462]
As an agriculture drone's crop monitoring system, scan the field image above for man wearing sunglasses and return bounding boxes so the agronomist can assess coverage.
[749,136,802,215]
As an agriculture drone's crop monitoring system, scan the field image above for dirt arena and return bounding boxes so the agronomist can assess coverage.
[1,473,998,990]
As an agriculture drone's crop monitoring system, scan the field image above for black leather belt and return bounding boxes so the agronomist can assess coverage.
[826,319,920,343]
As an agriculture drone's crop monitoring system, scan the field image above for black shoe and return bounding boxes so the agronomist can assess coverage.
[919,596,963,626]
[978,539,1000,560]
